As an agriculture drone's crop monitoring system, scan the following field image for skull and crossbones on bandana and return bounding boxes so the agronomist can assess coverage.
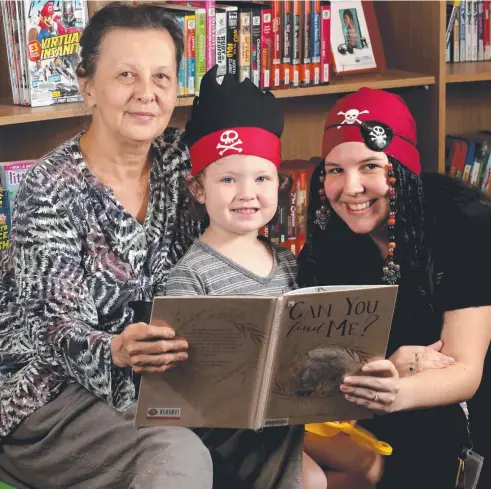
[336,108,369,127]
[216,129,244,156]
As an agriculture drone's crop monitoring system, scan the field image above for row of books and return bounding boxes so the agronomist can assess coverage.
[446,0,491,63]
[162,1,331,96]
[2,1,89,107]
[445,132,491,194]
[1,1,332,106]
[0,160,36,253]
[259,158,317,257]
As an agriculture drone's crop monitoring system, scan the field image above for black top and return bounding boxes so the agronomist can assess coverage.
[298,171,491,488]
[299,171,491,356]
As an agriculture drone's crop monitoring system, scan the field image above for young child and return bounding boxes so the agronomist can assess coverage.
[166,66,382,489]
[166,66,325,489]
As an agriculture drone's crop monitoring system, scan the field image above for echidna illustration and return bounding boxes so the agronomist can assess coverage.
[286,346,371,398]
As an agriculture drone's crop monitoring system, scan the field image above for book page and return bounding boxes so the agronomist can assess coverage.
[136,296,277,429]
[265,285,397,426]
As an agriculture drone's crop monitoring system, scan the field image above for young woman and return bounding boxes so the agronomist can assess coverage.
[298,87,491,489]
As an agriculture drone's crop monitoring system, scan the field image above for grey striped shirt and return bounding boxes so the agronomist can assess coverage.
[165,238,298,296]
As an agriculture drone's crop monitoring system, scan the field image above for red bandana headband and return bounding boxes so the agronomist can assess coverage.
[189,127,282,176]
[322,88,421,175]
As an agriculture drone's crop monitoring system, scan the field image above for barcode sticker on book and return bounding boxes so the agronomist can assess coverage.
[263,418,289,428]
[147,408,181,419]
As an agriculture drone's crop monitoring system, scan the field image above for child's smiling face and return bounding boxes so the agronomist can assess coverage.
[195,154,280,237]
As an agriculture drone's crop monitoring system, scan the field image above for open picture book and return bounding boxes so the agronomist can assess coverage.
[135,285,398,430]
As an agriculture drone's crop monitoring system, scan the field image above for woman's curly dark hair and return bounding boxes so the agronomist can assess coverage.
[391,156,426,275]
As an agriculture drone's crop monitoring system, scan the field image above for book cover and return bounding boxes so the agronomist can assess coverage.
[24,0,87,107]
[135,285,397,429]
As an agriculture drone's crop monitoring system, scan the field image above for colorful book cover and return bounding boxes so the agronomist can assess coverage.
[0,160,36,218]
[24,0,87,107]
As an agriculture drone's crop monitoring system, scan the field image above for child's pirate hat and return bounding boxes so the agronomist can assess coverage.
[185,65,284,176]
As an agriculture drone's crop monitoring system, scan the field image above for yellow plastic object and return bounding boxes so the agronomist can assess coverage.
[305,422,393,456]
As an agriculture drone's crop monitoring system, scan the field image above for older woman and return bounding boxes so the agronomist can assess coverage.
[0,4,212,488]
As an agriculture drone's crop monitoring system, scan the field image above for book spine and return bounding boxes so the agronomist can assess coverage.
[467,1,473,60]
[216,10,227,79]
[251,7,261,88]
[226,9,238,77]
[320,3,330,84]
[301,0,312,86]
[291,0,301,87]
[473,0,478,61]
[254,296,286,429]
[260,8,272,89]
[186,14,196,95]
[271,0,281,88]
[0,187,10,256]
[205,1,216,71]
[311,0,321,85]
[460,1,467,61]
[485,0,490,59]
[195,9,207,93]
[453,7,460,62]
[1,3,19,105]
[479,0,485,60]
[280,0,292,87]
[239,9,252,82]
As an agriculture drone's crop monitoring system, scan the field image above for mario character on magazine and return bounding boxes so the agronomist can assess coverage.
[25,0,88,107]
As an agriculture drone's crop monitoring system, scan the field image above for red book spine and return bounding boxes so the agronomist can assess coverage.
[260,8,272,89]
[320,3,330,84]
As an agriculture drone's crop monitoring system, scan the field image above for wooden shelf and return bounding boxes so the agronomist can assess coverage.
[446,61,491,83]
[0,69,434,126]
[273,69,435,99]
[0,102,90,126]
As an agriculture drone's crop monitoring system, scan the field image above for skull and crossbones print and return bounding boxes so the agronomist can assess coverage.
[369,125,387,145]
[216,129,244,156]
[337,108,369,127]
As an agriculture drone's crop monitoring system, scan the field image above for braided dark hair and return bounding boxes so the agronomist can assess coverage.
[391,156,426,275]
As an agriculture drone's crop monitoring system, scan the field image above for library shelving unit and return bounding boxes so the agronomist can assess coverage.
[0,1,485,173]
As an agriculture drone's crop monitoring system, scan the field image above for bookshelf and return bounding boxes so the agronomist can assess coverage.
[0,1,487,173]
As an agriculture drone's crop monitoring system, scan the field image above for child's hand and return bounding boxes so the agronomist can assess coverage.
[111,322,189,373]
[340,360,401,415]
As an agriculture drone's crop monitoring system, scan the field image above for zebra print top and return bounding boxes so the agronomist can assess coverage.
[0,128,201,438]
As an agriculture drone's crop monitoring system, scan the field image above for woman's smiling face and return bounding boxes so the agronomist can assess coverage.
[324,141,390,235]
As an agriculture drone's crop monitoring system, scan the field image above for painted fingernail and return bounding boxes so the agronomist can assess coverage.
[345,394,352,401]
[340,385,349,392]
